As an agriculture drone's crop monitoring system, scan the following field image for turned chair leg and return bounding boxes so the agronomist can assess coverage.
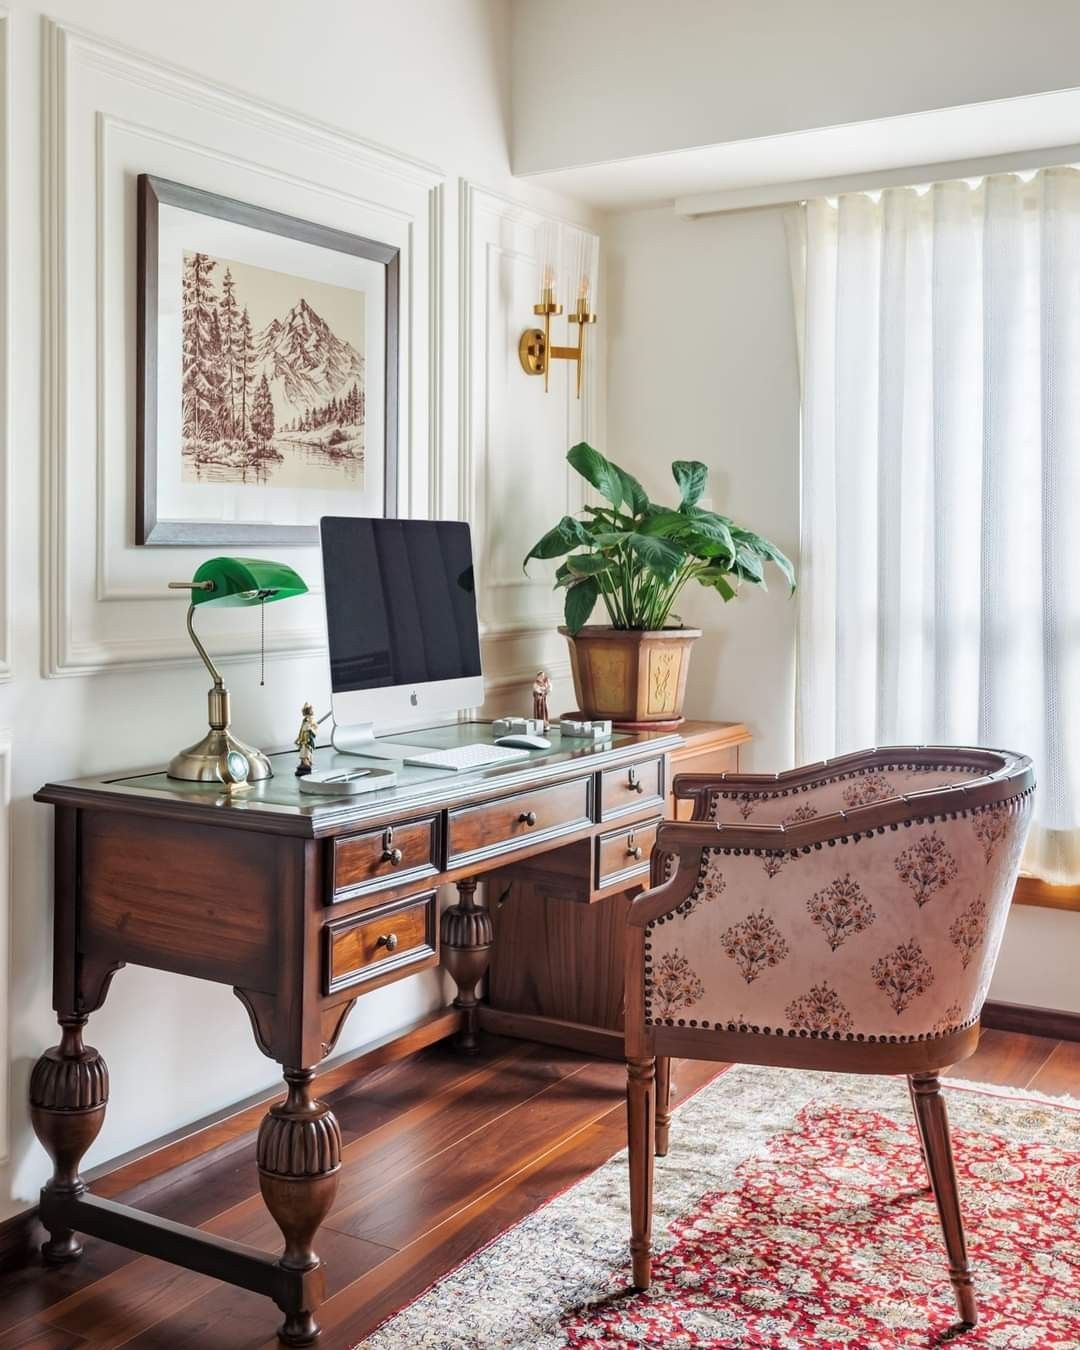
[907,1076,932,1191]
[626,1057,655,1291]
[655,1056,672,1157]
[909,1073,977,1328]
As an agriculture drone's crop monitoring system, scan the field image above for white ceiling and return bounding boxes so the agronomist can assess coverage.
[516,87,1080,213]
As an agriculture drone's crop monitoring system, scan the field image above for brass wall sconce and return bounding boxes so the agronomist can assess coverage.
[519,224,598,398]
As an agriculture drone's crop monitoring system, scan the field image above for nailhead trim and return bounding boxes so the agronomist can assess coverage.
[640,1012,982,1043]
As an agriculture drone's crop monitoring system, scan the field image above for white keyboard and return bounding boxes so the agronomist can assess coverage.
[402,742,531,772]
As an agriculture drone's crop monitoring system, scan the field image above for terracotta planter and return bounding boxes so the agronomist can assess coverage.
[559,626,702,726]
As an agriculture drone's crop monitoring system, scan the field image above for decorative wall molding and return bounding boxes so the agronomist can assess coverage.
[458,181,599,703]
[42,19,444,677]
[483,661,571,696]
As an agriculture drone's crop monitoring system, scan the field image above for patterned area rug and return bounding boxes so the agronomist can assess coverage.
[357,1064,1079,1349]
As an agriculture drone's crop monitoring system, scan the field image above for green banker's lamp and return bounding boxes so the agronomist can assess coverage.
[167,556,308,783]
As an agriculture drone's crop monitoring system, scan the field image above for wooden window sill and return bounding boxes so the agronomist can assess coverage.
[1013,874,1080,912]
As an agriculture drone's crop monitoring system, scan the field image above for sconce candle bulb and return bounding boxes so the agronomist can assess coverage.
[520,224,597,399]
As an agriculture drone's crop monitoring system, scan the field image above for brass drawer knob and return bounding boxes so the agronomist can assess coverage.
[519,810,538,826]
[376,932,399,952]
[626,835,644,861]
[627,767,645,794]
[381,827,403,866]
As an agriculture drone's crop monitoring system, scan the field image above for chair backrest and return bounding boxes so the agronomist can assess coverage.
[633,747,1034,1060]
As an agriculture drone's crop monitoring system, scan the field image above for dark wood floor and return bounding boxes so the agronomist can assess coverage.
[0,1028,1073,1350]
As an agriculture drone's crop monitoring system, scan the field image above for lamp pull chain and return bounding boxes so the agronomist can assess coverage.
[259,597,266,687]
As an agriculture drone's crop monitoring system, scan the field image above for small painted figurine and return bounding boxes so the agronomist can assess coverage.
[294,702,318,776]
[532,670,552,728]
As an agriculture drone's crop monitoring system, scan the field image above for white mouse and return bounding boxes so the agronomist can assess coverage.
[495,733,552,750]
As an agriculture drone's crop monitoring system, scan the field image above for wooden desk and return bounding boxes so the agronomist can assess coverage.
[31,719,747,1345]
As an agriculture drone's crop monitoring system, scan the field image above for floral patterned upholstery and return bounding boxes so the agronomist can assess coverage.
[645,754,1034,1045]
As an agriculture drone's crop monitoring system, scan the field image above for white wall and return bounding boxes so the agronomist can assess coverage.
[992,907,1080,1014]
[1,0,599,1222]
[512,0,1080,175]
[604,204,800,770]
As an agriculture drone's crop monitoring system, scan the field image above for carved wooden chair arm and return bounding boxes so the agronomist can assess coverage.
[673,745,1024,824]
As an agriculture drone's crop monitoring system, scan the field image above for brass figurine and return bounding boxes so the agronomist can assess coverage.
[532,670,552,728]
[294,702,318,777]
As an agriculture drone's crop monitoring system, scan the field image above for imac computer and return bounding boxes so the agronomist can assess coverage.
[320,516,529,770]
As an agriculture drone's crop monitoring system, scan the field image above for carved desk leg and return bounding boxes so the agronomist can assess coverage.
[258,1068,342,1346]
[29,1016,109,1264]
[440,877,493,1054]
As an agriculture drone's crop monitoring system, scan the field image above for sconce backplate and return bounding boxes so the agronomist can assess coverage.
[519,327,547,376]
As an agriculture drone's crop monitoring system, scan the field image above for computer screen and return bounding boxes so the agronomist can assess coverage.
[321,517,483,697]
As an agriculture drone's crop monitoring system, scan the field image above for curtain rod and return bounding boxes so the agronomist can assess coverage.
[674,141,1080,218]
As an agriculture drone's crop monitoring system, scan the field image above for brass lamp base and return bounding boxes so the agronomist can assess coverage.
[167,728,272,783]
[167,685,272,782]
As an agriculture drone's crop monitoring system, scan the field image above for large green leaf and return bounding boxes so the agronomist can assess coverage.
[641,508,734,562]
[638,509,687,538]
[523,515,592,566]
[756,538,797,591]
[627,532,685,582]
[613,465,650,516]
[672,460,708,509]
[583,504,634,531]
[567,442,625,509]
[696,567,737,601]
[564,576,599,633]
[565,553,612,577]
[734,544,766,586]
[688,516,735,561]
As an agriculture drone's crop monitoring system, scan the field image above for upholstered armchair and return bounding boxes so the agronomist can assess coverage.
[625,746,1034,1330]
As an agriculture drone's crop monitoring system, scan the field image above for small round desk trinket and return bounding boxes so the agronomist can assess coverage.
[219,749,251,788]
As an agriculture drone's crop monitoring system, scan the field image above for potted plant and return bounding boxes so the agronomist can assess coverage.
[524,443,795,726]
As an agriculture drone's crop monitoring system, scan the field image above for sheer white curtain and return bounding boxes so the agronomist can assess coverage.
[795,169,1080,885]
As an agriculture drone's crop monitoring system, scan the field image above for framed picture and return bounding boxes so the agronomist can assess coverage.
[136,174,399,545]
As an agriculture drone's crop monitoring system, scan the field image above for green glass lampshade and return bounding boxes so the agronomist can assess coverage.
[190,556,308,608]
[167,556,308,784]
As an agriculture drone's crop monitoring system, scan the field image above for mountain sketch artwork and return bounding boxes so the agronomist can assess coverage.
[181,250,366,489]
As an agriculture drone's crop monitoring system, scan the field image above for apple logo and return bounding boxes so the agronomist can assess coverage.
[410,690,419,706]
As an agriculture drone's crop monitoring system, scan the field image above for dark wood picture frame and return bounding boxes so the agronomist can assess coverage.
[136,174,400,546]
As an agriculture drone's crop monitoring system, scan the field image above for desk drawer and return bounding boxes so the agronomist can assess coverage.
[600,757,664,819]
[324,891,438,995]
[332,816,440,903]
[447,777,592,866]
[596,816,661,890]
